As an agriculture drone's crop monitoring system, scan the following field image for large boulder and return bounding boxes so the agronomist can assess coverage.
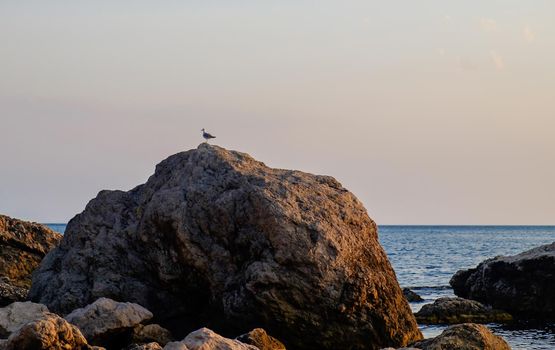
[0,214,61,305]
[5,313,95,350]
[0,302,50,338]
[167,328,257,350]
[414,297,512,324]
[412,323,510,350]
[450,242,555,320]
[65,297,153,348]
[29,144,421,349]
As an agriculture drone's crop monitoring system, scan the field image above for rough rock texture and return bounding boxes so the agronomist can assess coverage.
[415,297,512,324]
[379,348,421,350]
[132,324,173,346]
[0,214,61,301]
[402,288,423,303]
[65,297,153,348]
[172,328,258,350]
[0,278,28,307]
[127,343,163,350]
[236,328,285,350]
[29,144,421,349]
[450,242,555,320]
[5,313,94,350]
[412,323,510,350]
[0,302,50,337]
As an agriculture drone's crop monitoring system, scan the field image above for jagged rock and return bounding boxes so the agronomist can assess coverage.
[0,214,61,302]
[236,328,285,350]
[5,313,94,350]
[65,297,153,348]
[127,343,163,350]
[415,297,512,324]
[412,323,510,350]
[132,324,173,346]
[450,242,555,320]
[169,328,258,350]
[402,288,423,302]
[30,144,422,349]
[0,301,50,337]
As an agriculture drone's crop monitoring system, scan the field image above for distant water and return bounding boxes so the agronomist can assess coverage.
[45,224,555,349]
[380,225,555,350]
[44,223,67,234]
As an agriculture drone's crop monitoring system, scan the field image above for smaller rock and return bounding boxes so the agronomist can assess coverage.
[0,301,50,337]
[412,323,510,350]
[65,297,153,348]
[379,348,421,350]
[132,324,173,346]
[236,328,285,350]
[170,328,258,350]
[415,297,512,324]
[163,342,189,350]
[403,288,424,302]
[5,313,93,350]
[127,343,163,350]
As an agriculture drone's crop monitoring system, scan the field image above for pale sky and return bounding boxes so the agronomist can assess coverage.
[1,1,554,224]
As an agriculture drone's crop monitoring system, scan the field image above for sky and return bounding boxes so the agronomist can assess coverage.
[1,1,554,225]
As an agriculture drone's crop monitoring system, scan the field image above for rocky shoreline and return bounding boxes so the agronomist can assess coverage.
[1,144,552,349]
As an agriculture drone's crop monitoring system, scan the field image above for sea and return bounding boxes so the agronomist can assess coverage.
[45,224,555,349]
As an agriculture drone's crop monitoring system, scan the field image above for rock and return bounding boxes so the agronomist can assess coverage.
[132,324,173,346]
[173,328,258,350]
[0,301,50,337]
[402,288,424,302]
[414,297,512,324]
[0,214,61,304]
[379,348,421,350]
[450,242,555,320]
[5,313,94,350]
[0,278,28,307]
[163,342,189,350]
[412,323,510,350]
[127,343,163,350]
[236,328,285,350]
[30,144,422,349]
[65,297,153,348]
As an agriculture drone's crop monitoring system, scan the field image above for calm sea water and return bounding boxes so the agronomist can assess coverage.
[45,224,555,349]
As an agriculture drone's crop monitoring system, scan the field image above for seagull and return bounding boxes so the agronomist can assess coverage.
[201,128,216,143]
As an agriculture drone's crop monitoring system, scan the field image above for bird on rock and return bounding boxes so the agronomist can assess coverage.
[202,128,216,143]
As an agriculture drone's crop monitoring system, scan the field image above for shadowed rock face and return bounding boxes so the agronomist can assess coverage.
[450,242,555,320]
[29,144,421,349]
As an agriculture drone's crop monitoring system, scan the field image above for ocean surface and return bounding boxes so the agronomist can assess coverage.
[45,224,555,349]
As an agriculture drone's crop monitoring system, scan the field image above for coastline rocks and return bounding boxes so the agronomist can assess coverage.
[132,324,173,346]
[412,323,510,350]
[30,144,421,349]
[127,343,163,350]
[450,242,555,320]
[0,214,61,303]
[65,297,153,348]
[402,288,423,302]
[0,278,28,307]
[236,328,285,350]
[167,328,257,350]
[0,302,50,337]
[414,297,512,324]
[5,313,96,350]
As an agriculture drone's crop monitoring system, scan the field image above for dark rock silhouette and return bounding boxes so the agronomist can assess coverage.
[29,144,421,349]
[450,242,555,320]
[402,288,423,302]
